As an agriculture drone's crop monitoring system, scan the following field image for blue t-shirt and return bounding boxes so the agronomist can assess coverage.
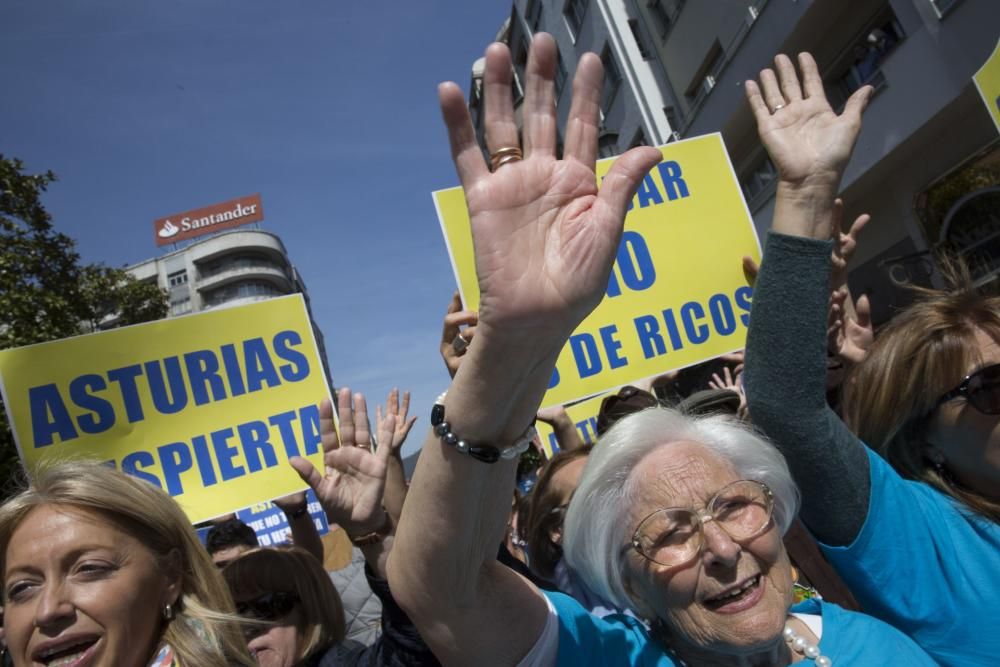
[821,447,1000,666]
[546,591,935,666]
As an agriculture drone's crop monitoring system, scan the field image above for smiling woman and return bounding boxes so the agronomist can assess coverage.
[0,461,254,667]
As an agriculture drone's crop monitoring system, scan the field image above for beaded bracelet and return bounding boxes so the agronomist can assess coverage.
[430,392,535,464]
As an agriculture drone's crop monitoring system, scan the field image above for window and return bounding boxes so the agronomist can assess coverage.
[628,19,651,59]
[647,0,685,37]
[526,0,543,30]
[204,280,283,307]
[827,11,904,110]
[564,0,587,39]
[167,270,188,287]
[169,296,192,316]
[684,40,722,102]
[601,46,622,112]
[598,132,619,158]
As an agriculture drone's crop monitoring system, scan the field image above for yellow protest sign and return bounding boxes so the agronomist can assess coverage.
[0,295,330,523]
[435,133,760,407]
[974,38,1000,134]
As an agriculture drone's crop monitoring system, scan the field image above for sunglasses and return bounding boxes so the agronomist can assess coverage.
[236,591,298,622]
[935,363,1000,415]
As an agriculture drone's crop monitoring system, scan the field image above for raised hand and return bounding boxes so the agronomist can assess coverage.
[289,388,394,537]
[745,53,872,191]
[440,33,662,343]
[376,387,418,454]
[440,291,478,378]
[833,293,874,365]
[830,198,870,290]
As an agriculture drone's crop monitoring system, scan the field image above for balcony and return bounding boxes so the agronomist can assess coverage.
[195,257,292,293]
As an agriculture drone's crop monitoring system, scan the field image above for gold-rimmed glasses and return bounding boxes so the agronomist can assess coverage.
[630,480,774,567]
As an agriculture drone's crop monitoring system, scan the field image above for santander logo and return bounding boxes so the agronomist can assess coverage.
[158,220,180,238]
[153,194,264,247]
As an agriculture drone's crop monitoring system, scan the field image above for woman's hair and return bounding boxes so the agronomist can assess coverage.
[0,461,254,667]
[562,407,799,613]
[843,271,1000,523]
[525,447,591,580]
[223,546,346,661]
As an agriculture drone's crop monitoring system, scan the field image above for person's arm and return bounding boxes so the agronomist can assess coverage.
[376,388,417,524]
[272,491,324,563]
[742,53,874,546]
[387,33,662,666]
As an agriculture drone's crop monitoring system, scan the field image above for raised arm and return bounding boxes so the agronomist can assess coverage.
[387,33,661,666]
[742,53,874,545]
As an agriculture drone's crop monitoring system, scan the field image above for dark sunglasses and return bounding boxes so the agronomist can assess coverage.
[236,591,298,622]
[935,363,1000,415]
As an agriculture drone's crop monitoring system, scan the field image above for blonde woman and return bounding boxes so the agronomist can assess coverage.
[0,461,253,667]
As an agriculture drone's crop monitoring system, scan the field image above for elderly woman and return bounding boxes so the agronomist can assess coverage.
[387,34,934,666]
[0,461,252,667]
[743,52,1000,665]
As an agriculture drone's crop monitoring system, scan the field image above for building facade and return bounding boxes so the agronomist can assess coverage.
[628,0,999,323]
[469,0,679,160]
[125,229,332,382]
[479,0,998,325]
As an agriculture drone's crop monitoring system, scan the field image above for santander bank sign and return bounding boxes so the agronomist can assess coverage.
[153,194,264,247]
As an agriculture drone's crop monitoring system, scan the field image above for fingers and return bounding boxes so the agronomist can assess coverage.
[773,54,802,102]
[848,212,871,242]
[442,308,478,344]
[797,52,825,100]
[400,390,411,419]
[483,42,521,159]
[563,51,603,168]
[595,146,663,223]
[439,82,488,188]
[757,67,786,113]
[336,388,354,450]
[319,397,341,453]
[744,80,771,125]
[523,33,558,159]
[353,392,371,449]
[831,198,845,241]
[375,413,396,464]
[386,387,400,417]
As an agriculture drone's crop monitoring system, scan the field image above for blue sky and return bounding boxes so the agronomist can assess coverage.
[1,1,511,457]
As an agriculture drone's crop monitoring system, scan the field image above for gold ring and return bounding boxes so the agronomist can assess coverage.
[490,146,523,171]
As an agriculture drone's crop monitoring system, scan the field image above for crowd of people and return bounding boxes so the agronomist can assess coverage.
[1,32,997,667]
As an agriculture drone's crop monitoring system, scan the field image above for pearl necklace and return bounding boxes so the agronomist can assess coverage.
[784,622,831,666]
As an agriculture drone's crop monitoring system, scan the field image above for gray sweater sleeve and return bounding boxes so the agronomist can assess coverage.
[743,232,870,546]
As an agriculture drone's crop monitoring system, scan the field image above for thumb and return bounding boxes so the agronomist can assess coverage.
[289,457,323,493]
[843,84,873,123]
[856,294,872,328]
[596,146,663,222]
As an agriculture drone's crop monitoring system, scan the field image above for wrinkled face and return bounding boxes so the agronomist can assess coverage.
[242,609,303,667]
[927,328,1000,501]
[3,505,179,667]
[624,442,793,656]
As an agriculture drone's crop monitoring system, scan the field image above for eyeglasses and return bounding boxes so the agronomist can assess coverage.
[935,363,1000,415]
[630,480,774,567]
[236,591,298,622]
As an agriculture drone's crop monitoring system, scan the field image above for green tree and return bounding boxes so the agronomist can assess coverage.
[0,155,168,495]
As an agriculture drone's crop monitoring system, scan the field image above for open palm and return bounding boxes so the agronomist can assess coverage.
[290,387,393,536]
[441,34,662,337]
[746,53,872,188]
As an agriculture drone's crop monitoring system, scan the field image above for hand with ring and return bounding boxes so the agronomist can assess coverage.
[440,291,478,378]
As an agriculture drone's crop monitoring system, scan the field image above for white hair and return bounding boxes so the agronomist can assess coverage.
[561,407,800,613]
